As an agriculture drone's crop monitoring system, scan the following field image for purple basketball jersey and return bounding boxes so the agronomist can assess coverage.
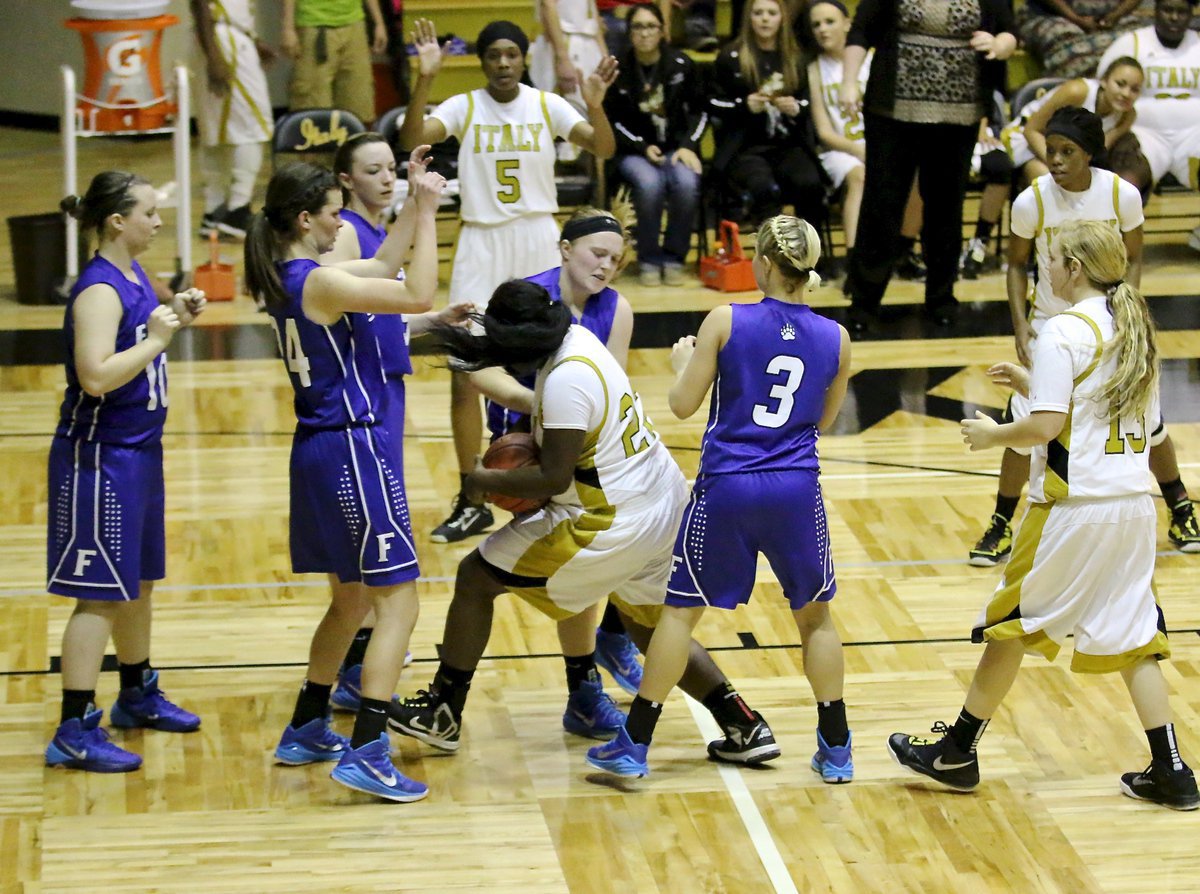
[699,299,841,476]
[342,209,412,379]
[268,259,387,429]
[486,266,620,439]
[57,255,167,446]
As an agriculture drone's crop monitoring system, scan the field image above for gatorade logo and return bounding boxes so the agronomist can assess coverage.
[107,37,143,77]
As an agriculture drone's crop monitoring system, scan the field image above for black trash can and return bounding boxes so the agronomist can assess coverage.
[6,213,88,305]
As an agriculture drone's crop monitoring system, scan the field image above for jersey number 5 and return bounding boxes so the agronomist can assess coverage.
[268,317,313,387]
[496,159,521,204]
[753,355,806,429]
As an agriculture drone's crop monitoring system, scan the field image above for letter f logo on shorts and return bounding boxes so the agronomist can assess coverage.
[376,532,395,563]
[73,549,98,577]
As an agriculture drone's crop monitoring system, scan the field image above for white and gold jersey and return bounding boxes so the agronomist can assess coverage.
[432,84,584,224]
[1010,169,1143,326]
[209,0,256,34]
[814,51,872,144]
[1027,296,1159,503]
[533,325,683,511]
[1098,26,1200,137]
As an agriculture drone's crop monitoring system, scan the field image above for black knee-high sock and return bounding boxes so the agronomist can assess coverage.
[599,602,626,635]
[816,699,849,747]
[433,662,475,717]
[61,689,95,724]
[352,697,390,748]
[118,659,151,691]
[1158,477,1189,511]
[702,682,756,728]
[625,695,663,745]
[343,628,373,669]
[973,219,995,243]
[291,680,333,729]
[564,653,600,692]
[995,493,1019,522]
[1147,723,1185,771]
[948,708,988,755]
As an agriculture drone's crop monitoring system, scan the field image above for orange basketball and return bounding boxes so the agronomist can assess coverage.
[482,432,549,515]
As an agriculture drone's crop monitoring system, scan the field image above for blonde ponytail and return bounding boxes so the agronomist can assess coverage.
[1055,220,1158,419]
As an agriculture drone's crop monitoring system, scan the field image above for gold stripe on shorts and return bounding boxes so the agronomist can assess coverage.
[609,595,662,629]
[977,501,1053,653]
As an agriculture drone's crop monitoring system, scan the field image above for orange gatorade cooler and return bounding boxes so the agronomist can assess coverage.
[699,220,758,293]
[66,4,178,132]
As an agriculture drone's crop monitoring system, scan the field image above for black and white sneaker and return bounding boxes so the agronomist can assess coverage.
[887,721,979,792]
[1120,762,1199,810]
[199,204,227,238]
[707,711,781,765]
[430,492,494,544]
[387,689,462,753]
[217,204,253,241]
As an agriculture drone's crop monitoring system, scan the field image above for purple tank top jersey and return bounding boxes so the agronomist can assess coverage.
[342,209,412,378]
[268,258,387,429]
[698,298,841,476]
[57,255,167,446]
[486,266,620,439]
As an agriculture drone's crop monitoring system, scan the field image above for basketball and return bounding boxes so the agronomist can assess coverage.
[482,432,549,515]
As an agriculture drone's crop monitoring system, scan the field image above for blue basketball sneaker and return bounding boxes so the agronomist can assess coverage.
[330,734,429,803]
[275,717,351,765]
[46,708,142,773]
[811,730,854,783]
[331,664,363,712]
[332,653,415,712]
[109,671,200,732]
[586,726,649,778]
[563,679,626,739]
[594,629,643,695]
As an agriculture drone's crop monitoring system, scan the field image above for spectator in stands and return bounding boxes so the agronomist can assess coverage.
[1006,57,1144,184]
[807,0,928,281]
[960,114,1016,279]
[709,0,828,239]
[1098,0,1200,250]
[281,0,385,125]
[839,0,1015,331]
[530,0,607,117]
[1018,0,1151,79]
[597,0,663,56]
[605,3,706,286]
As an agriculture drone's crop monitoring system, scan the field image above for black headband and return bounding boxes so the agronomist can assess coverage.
[810,0,850,16]
[1045,108,1105,158]
[477,21,529,57]
[560,215,623,243]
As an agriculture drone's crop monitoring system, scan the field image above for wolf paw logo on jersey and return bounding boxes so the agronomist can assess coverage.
[781,323,796,341]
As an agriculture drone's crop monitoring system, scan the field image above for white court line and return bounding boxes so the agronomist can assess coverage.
[684,695,799,894]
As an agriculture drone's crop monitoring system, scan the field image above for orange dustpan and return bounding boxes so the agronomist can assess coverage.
[194,230,235,300]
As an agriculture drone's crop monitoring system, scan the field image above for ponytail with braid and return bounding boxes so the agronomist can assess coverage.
[755,215,823,292]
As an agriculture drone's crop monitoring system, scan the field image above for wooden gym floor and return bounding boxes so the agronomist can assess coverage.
[1,128,1199,893]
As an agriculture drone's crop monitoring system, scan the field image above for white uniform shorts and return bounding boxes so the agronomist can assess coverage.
[1133,125,1200,188]
[477,474,689,623]
[449,215,562,306]
[973,494,1170,672]
[819,150,863,191]
[196,23,273,147]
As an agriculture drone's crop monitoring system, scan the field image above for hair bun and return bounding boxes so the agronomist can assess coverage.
[59,195,83,218]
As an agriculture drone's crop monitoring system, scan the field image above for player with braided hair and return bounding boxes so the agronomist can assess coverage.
[588,215,856,780]
[890,220,1198,810]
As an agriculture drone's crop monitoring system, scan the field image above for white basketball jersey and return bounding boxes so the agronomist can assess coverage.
[1099,27,1200,136]
[433,85,584,224]
[1028,297,1158,503]
[815,52,872,143]
[1014,78,1120,132]
[534,326,683,511]
[1010,169,1143,325]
